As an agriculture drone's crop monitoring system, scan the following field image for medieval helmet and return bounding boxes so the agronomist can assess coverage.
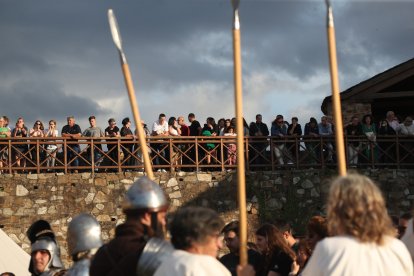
[27,220,64,274]
[67,213,103,257]
[122,176,169,213]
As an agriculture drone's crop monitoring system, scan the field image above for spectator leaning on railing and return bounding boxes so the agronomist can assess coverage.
[0,112,413,173]
[82,116,104,168]
[45,120,58,170]
[11,117,29,169]
[0,116,11,173]
[61,116,82,173]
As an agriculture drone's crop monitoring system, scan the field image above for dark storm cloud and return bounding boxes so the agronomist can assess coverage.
[0,0,413,124]
[334,2,414,88]
[1,80,108,123]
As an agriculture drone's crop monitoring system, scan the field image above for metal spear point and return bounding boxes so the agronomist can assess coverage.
[325,0,347,176]
[231,0,248,266]
[108,9,154,180]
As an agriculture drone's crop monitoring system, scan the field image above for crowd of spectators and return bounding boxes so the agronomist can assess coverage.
[0,110,413,173]
[216,174,414,276]
[213,174,413,276]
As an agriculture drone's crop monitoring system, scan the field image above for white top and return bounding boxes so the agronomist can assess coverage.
[45,129,59,150]
[401,218,414,262]
[154,249,231,276]
[398,123,414,136]
[0,229,31,276]
[302,236,413,276]
[152,120,168,135]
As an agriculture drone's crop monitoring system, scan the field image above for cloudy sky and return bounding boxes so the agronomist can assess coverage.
[1,0,413,131]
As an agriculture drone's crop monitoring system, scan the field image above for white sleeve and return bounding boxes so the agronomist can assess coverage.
[402,219,414,262]
[152,122,158,133]
[301,242,324,276]
[163,122,169,132]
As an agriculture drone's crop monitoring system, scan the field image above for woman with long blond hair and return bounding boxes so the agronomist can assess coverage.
[302,174,413,276]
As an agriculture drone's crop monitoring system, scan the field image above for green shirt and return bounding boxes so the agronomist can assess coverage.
[0,127,9,138]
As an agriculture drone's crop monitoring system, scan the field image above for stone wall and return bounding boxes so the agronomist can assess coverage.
[1,168,413,267]
[325,102,372,123]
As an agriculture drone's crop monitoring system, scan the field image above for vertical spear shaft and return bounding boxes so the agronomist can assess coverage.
[325,1,347,176]
[108,9,154,180]
[231,0,248,266]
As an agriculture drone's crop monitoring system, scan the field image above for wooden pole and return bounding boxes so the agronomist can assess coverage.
[325,1,347,176]
[121,63,154,179]
[108,9,154,180]
[231,0,248,266]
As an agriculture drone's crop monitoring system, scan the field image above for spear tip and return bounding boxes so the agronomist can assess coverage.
[325,0,334,27]
[231,0,240,12]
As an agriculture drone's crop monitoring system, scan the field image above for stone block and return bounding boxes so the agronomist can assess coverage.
[82,173,91,179]
[293,177,300,185]
[274,177,282,185]
[169,191,182,199]
[27,174,38,180]
[35,199,47,204]
[301,179,314,189]
[16,185,29,196]
[48,206,57,214]
[167,178,178,187]
[177,171,186,177]
[297,189,305,195]
[57,175,68,184]
[184,175,197,182]
[96,204,105,210]
[121,179,134,184]
[9,233,20,243]
[197,173,212,182]
[38,174,48,180]
[50,195,63,201]
[85,193,95,204]
[93,191,108,203]
[172,199,181,207]
[97,215,111,222]
[37,207,47,215]
[95,178,107,186]
[311,188,320,197]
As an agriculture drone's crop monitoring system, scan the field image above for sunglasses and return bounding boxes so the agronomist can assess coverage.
[36,122,41,125]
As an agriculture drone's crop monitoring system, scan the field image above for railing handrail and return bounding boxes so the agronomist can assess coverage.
[0,135,412,174]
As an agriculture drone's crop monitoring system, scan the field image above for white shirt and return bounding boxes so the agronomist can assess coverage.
[302,236,413,276]
[398,123,414,136]
[45,129,59,150]
[402,218,414,262]
[154,249,231,276]
[152,120,168,135]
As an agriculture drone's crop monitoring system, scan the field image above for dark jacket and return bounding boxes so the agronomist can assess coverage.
[249,122,270,137]
[90,220,149,276]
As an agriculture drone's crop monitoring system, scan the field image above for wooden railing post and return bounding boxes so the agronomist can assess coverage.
[8,139,12,174]
[117,139,122,173]
[195,138,199,172]
[63,138,68,174]
[36,139,40,174]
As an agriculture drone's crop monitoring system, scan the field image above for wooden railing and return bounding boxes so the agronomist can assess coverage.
[0,135,413,174]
